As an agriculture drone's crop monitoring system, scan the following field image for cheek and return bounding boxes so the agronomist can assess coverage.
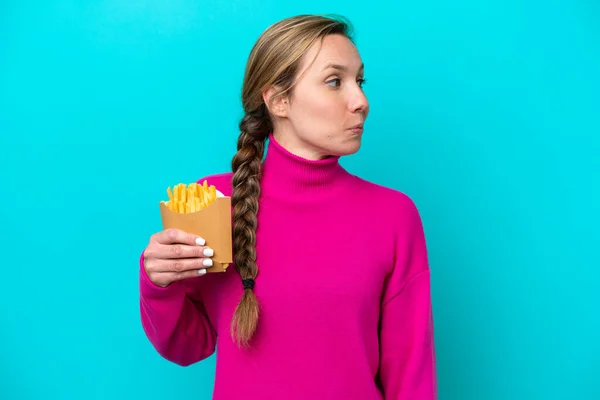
[293,90,345,125]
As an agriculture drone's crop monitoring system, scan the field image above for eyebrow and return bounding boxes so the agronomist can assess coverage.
[322,62,364,73]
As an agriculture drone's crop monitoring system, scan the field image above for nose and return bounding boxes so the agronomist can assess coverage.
[348,85,369,116]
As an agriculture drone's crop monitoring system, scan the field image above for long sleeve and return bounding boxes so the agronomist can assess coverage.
[378,199,437,399]
[139,253,217,366]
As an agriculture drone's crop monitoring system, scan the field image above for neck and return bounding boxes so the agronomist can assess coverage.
[272,131,328,161]
[260,133,351,200]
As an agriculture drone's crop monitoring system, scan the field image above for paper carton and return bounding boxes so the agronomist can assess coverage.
[159,191,232,272]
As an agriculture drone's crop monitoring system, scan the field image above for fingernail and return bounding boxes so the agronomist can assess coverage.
[195,237,206,246]
[203,248,214,257]
[197,269,207,275]
[203,259,213,267]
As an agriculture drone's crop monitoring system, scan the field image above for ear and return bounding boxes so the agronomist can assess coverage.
[262,85,289,118]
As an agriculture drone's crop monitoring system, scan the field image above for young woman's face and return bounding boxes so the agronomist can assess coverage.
[269,34,370,160]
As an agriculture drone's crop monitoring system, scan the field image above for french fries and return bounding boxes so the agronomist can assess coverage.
[161,180,218,214]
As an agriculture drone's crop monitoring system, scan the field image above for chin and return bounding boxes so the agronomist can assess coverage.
[330,136,363,156]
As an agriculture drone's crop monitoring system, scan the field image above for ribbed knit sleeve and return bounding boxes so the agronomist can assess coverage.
[378,198,437,399]
[139,253,217,366]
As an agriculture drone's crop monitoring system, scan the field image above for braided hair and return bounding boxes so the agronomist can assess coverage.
[230,105,271,347]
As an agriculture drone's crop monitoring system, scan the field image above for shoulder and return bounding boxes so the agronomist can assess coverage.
[350,175,422,223]
[195,172,234,197]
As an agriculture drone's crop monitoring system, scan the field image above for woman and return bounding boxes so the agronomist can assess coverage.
[140,14,437,399]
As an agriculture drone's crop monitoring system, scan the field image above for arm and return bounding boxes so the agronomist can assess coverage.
[139,252,217,366]
[378,199,437,399]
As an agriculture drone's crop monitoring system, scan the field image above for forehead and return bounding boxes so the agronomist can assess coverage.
[298,34,363,74]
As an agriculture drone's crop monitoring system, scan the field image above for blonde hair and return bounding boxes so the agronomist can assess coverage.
[230,14,354,347]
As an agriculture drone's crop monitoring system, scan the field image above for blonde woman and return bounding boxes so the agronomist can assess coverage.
[140,14,437,399]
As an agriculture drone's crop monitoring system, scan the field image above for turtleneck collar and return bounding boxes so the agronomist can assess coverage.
[260,132,351,200]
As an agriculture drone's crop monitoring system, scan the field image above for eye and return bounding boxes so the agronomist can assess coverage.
[357,78,367,88]
[325,78,341,88]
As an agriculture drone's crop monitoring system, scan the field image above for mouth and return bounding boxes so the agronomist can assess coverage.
[349,123,364,134]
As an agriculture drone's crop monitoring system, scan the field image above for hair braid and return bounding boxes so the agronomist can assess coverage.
[230,105,271,347]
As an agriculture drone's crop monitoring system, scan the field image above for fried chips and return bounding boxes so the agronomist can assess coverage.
[162,180,218,214]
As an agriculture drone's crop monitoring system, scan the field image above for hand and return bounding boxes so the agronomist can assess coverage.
[143,228,214,287]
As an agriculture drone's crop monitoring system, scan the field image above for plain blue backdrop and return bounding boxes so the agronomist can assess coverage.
[1,1,598,399]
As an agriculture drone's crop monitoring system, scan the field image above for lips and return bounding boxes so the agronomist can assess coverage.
[350,123,364,133]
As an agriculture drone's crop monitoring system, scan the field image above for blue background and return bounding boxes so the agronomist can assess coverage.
[1,1,598,399]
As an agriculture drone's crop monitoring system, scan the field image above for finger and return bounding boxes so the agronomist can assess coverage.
[152,269,208,286]
[155,228,206,246]
[157,257,214,273]
[151,243,214,260]
[143,243,214,263]
[146,255,213,274]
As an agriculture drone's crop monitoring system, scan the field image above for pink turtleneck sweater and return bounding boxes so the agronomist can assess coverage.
[139,133,437,399]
